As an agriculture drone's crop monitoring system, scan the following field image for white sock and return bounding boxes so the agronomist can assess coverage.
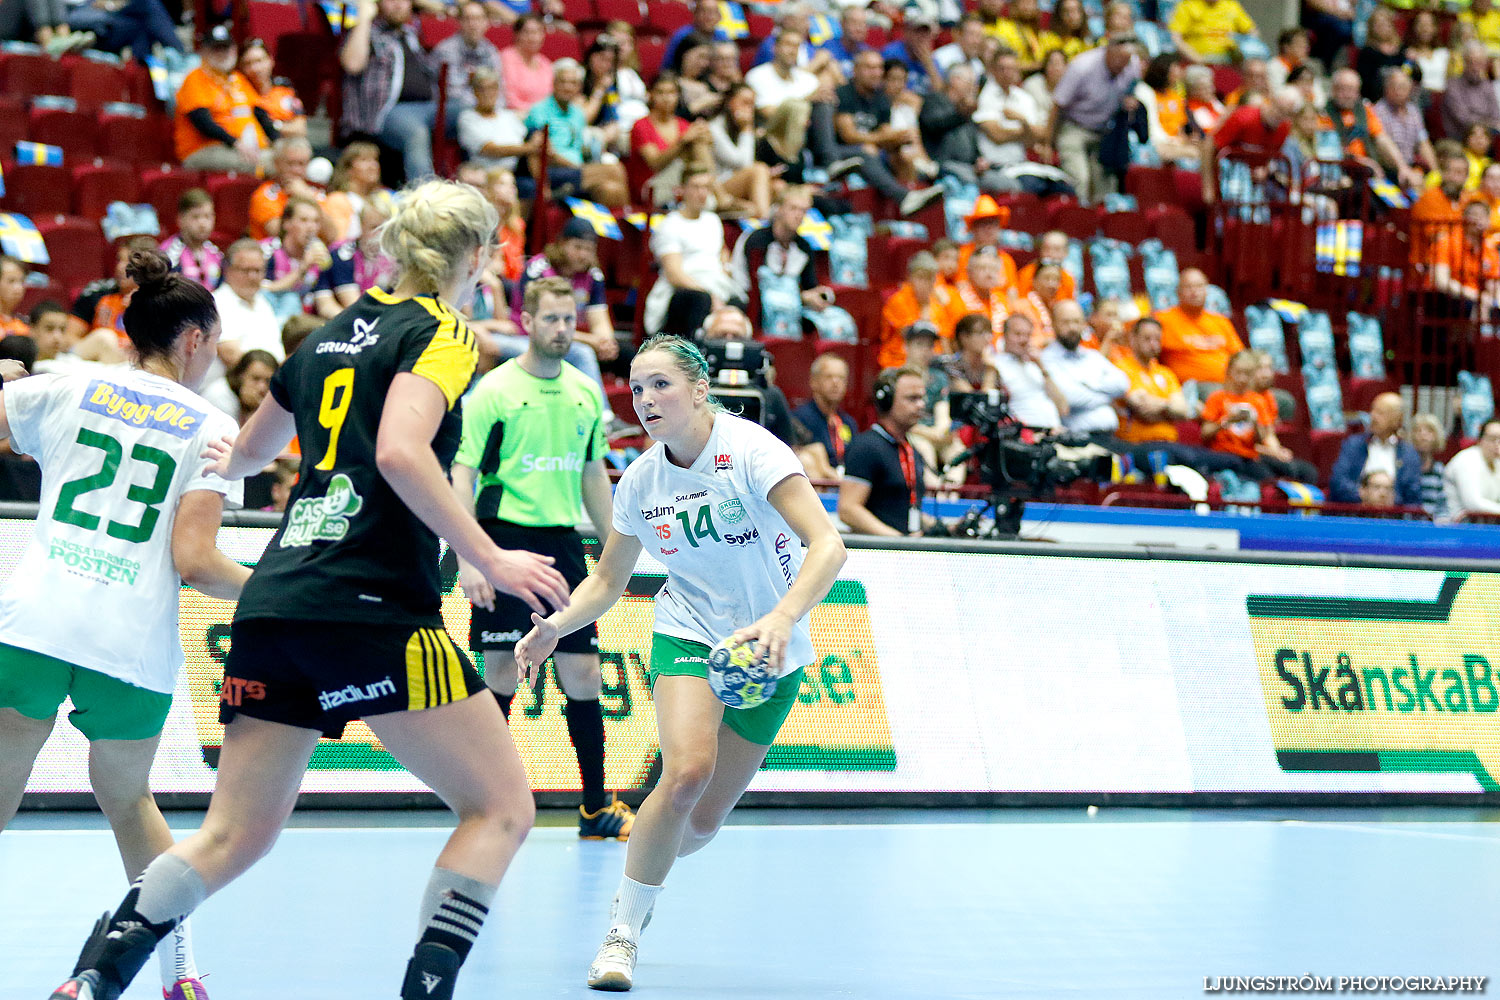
[610,876,662,940]
[156,917,199,988]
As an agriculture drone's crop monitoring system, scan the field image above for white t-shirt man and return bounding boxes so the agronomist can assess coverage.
[211,281,284,365]
[611,412,813,674]
[0,369,241,693]
[644,208,737,334]
[745,62,819,111]
[457,105,529,172]
[1040,340,1130,435]
[974,80,1043,166]
[995,351,1062,429]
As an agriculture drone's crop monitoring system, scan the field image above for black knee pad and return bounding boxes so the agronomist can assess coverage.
[402,941,462,1000]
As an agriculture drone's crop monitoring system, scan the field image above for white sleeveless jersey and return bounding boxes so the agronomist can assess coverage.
[0,370,240,694]
[611,413,813,673]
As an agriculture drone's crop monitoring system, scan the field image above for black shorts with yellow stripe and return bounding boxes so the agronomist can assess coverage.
[220,618,486,739]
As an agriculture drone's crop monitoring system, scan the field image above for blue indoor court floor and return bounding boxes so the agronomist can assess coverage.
[2,808,1497,1000]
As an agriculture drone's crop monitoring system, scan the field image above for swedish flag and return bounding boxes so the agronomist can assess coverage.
[143,54,170,103]
[319,0,358,33]
[565,198,622,240]
[1315,220,1362,277]
[718,1,749,39]
[807,12,836,45]
[1267,298,1309,323]
[798,207,833,251]
[0,213,49,265]
[0,161,6,199]
[1369,176,1410,209]
[624,211,665,230]
[14,141,62,167]
[1275,480,1324,506]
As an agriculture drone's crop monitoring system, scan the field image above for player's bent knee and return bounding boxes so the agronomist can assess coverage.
[659,756,716,811]
[90,785,153,820]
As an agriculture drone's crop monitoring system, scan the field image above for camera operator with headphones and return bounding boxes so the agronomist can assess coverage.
[838,366,934,535]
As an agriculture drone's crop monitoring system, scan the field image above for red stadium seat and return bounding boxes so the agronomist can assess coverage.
[593,0,642,24]
[484,24,514,48]
[0,96,24,152]
[72,159,140,220]
[760,336,818,403]
[98,110,168,165]
[560,0,596,26]
[636,38,666,80]
[1212,65,1242,99]
[1,163,71,216]
[246,0,306,58]
[1124,165,1176,208]
[1149,204,1197,257]
[747,12,775,39]
[34,214,108,288]
[420,15,461,49]
[18,275,67,316]
[1344,376,1401,413]
[998,193,1045,234]
[206,172,261,239]
[68,59,134,109]
[1101,209,1151,246]
[1047,201,1102,241]
[0,51,68,99]
[141,166,206,228]
[28,106,97,160]
[541,32,581,61]
[644,1,692,38]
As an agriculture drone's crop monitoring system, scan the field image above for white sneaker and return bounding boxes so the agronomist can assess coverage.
[825,156,863,181]
[587,928,638,992]
[899,185,944,216]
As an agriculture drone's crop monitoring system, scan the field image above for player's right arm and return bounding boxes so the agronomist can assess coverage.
[172,490,252,600]
[516,526,642,683]
[203,393,298,480]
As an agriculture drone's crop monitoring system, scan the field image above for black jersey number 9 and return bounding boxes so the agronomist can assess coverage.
[314,368,355,471]
[53,427,178,544]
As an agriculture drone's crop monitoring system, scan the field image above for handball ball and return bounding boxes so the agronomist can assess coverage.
[307,156,333,186]
[708,639,777,710]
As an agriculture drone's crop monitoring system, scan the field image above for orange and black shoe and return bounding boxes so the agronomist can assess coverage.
[579,797,635,840]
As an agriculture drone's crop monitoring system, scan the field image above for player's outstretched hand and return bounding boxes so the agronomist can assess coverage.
[486,548,571,616]
[515,613,560,686]
[200,434,238,479]
[459,558,496,611]
[729,609,794,676]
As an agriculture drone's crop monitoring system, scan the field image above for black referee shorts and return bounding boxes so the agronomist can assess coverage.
[470,519,597,655]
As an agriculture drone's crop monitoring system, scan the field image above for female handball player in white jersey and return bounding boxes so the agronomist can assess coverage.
[0,249,248,1000]
[515,333,847,991]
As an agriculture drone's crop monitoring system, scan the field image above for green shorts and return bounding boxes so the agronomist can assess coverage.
[0,641,171,742]
[649,633,803,747]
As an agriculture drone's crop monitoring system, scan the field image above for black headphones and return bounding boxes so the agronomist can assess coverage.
[873,370,899,414]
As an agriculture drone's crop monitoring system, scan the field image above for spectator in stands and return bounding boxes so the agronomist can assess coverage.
[63,0,182,63]
[174,25,265,172]
[970,45,1049,193]
[1049,34,1142,203]
[1042,299,1130,438]
[1023,48,1069,124]
[314,198,394,314]
[824,50,944,215]
[792,352,856,478]
[1301,0,1353,74]
[0,0,88,54]
[1404,11,1449,96]
[1356,7,1415,104]
[992,0,1048,74]
[240,37,306,140]
[1155,267,1245,386]
[1169,0,1256,64]
[486,0,565,27]
[1050,0,1096,60]
[1184,64,1225,133]
[1018,231,1077,300]
[262,196,334,321]
[1088,297,1128,354]
[322,142,390,245]
[827,6,872,79]
[953,247,1013,348]
[579,35,638,145]
[957,195,1020,289]
[1135,52,1202,162]
[213,239,284,372]
[730,184,835,309]
[1375,69,1437,177]
[499,14,554,113]
[747,29,820,164]
[1357,468,1397,508]
[1204,84,1301,203]
[882,8,941,95]
[1201,349,1317,482]
[1326,68,1423,187]
[458,67,537,175]
[1267,27,1309,91]
[1412,145,1470,271]
[433,1,502,123]
[1411,411,1451,519]
[265,457,299,513]
[899,321,964,487]
[1442,41,1500,143]
[629,73,713,206]
[673,34,723,118]
[527,58,630,207]
[341,0,441,182]
[663,0,725,70]
[1113,315,1193,444]
[643,167,739,337]
[25,301,67,365]
[880,251,958,369]
[0,257,27,338]
[995,312,1068,430]
[512,218,622,386]
[839,366,930,536]
[1443,417,1500,516]
[247,136,321,242]
[754,2,838,77]
[1011,261,1062,348]
[484,167,526,286]
[707,84,774,219]
[1462,0,1500,55]
[935,12,987,80]
[205,349,278,424]
[30,300,124,372]
[160,188,222,290]
[1227,58,1271,108]
[1430,198,1498,303]
[919,65,985,187]
[1330,392,1422,505]
[944,312,1001,391]
[74,236,157,341]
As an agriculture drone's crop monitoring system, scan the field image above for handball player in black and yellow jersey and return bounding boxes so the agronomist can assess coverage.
[51,180,571,1000]
[452,275,635,841]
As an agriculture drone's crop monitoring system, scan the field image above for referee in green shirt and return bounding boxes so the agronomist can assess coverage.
[452,275,634,840]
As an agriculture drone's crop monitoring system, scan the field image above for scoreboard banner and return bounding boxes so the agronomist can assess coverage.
[13,518,1497,800]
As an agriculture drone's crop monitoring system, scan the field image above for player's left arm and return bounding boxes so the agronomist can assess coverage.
[0,360,31,440]
[580,458,614,539]
[728,473,847,673]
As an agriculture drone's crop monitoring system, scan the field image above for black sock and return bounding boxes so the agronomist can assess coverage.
[495,692,513,719]
[565,696,607,813]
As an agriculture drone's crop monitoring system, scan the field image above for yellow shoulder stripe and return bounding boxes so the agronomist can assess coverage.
[410,296,478,409]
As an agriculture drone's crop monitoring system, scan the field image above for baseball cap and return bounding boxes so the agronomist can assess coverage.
[561,216,599,241]
[204,23,235,47]
[904,320,940,341]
